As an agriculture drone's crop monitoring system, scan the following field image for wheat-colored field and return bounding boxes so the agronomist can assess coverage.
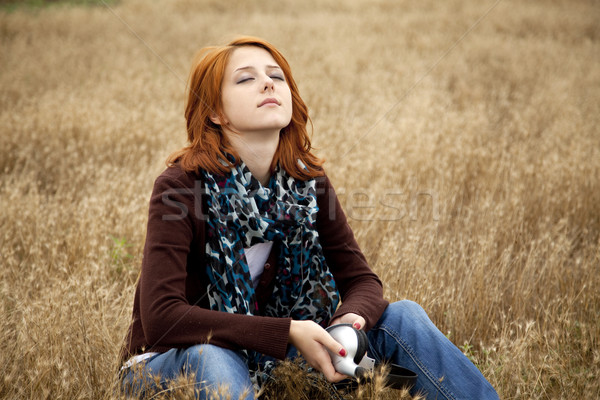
[1,0,599,399]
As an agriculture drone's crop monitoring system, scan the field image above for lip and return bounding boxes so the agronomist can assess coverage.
[258,98,280,107]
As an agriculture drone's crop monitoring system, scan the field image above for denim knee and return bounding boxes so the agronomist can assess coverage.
[182,344,254,399]
[376,300,428,328]
[390,299,425,315]
[179,344,212,375]
[179,344,245,379]
[121,345,254,399]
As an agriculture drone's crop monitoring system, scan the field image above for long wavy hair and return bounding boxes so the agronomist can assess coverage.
[167,36,324,179]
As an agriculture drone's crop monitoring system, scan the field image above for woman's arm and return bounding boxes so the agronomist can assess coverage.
[136,168,291,359]
[316,174,389,331]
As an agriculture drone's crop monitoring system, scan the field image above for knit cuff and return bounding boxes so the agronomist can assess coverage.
[255,317,292,360]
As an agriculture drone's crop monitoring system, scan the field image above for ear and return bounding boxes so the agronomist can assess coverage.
[209,111,226,126]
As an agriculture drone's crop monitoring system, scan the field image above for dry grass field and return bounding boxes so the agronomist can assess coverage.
[1,0,599,398]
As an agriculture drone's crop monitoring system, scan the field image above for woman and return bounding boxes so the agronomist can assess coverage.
[120,36,499,400]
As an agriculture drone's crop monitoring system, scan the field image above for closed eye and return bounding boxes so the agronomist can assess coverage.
[271,75,285,81]
[237,77,254,84]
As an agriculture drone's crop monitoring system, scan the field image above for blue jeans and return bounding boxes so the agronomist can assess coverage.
[121,300,498,399]
[366,300,499,399]
[121,344,255,400]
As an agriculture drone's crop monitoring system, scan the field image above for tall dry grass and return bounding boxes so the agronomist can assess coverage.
[1,0,598,398]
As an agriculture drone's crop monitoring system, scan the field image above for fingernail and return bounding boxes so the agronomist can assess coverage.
[353,322,362,330]
[339,348,347,357]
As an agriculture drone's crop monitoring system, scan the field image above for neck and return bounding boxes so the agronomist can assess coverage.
[224,129,280,186]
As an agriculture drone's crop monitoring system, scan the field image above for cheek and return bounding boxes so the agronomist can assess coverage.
[284,90,293,113]
[221,91,241,117]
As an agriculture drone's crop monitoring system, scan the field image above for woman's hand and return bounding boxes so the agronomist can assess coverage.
[288,320,348,382]
[329,313,366,331]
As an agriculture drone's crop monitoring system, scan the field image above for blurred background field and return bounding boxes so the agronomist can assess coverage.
[0,0,599,398]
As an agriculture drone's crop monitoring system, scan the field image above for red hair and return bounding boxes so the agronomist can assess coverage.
[167,36,324,179]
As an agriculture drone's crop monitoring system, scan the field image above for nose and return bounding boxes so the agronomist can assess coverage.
[263,76,274,92]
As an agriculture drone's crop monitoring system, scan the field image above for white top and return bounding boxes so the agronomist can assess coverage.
[245,241,273,288]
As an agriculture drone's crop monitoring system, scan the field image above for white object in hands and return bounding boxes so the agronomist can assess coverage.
[326,324,375,378]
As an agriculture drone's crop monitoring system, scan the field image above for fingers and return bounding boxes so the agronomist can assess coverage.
[321,363,348,382]
[329,313,366,330]
[352,316,366,330]
[306,342,345,382]
[314,327,350,382]
[290,320,345,356]
[321,328,347,357]
[289,320,348,382]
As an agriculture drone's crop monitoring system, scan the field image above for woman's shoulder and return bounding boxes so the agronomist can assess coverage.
[314,169,334,192]
[155,164,203,188]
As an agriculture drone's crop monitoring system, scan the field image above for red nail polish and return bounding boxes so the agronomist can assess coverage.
[339,348,347,357]
[353,322,361,330]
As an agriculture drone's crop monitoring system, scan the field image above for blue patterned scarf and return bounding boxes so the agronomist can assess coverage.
[202,158,340,377]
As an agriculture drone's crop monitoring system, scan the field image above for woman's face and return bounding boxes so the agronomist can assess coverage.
[216,46,293,137]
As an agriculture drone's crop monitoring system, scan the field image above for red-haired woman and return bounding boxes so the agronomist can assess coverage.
[120,37,499,400]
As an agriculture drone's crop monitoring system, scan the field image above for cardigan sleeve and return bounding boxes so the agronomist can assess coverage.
[316,174,389,331]
[135,168,291,360]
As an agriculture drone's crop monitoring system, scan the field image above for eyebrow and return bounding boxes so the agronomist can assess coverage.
[234,65,281,72]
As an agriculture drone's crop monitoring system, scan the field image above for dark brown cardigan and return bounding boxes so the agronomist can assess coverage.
[121,166,388,362]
